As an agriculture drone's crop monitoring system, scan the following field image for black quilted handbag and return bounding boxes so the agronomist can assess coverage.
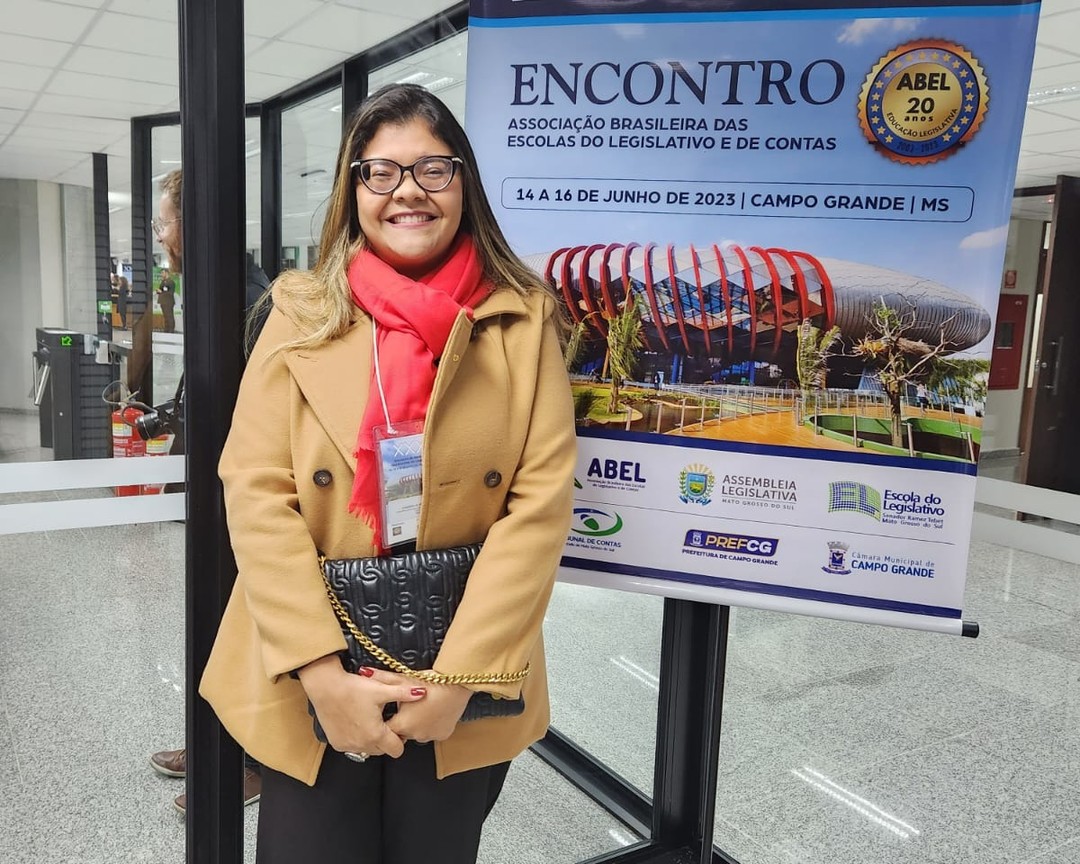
[310,543,527,741]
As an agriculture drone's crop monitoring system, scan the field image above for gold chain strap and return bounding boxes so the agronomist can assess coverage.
[319,560,530,687]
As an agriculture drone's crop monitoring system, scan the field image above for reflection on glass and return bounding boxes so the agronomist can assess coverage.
[246,115,262,267]
[996,321,1015,349]
[544,582,663,795]
[368,31,468,123]
[281,88,341,272]
[141,124,183,407]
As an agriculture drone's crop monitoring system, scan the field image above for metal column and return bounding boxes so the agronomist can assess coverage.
[178,0,247,860]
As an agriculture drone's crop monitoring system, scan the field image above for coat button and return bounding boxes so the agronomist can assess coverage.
[313,469,333,487]
[484,470,502,488]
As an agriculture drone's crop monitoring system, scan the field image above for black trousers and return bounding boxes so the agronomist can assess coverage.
[256,744,510,864]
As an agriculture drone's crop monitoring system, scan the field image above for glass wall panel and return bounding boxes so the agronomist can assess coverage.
[713,546,1080,864]
[147,123,183,407]
[545,583,663,796]
[246,116,262,267]
[280,89,341,272]
[0,25,190,864]
[368,31,468,123]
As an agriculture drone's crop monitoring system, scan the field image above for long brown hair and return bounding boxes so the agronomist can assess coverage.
[259,83,554,353]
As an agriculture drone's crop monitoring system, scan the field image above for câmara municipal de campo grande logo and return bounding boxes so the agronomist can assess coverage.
[679,463,715,505]
[823,541,852,575]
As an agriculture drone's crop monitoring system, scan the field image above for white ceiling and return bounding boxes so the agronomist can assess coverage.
[0,0,457,256]
[1,0,1079,254]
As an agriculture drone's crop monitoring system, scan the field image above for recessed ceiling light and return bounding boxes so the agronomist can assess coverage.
[1027,83,1080,106]
[397,71,431,86]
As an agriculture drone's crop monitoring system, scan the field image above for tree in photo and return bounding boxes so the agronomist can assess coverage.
[925,356,990,411]
[606,292,644,414]
[851,299,957,448]
[563,317,589,372]
[795,317,842,396]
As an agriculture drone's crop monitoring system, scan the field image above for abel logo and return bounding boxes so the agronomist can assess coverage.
[571,507,624,537]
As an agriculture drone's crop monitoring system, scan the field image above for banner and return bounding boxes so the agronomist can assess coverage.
[465,0,1040,631]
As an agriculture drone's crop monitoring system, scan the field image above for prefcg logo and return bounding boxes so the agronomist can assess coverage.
[571,507,624,537]
[684,530,778,557]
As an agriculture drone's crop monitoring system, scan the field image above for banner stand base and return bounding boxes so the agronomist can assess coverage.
[533,597,737,864]
[532,597,977,862]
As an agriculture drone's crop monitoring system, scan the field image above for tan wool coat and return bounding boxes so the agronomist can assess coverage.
[199,280,576,785]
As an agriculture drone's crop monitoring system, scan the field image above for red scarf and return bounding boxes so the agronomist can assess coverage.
[347,234,491,549]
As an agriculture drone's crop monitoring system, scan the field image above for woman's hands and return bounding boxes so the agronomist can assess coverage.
[298,657,472,753]
[297,656,426,758]
[387,675,473,743]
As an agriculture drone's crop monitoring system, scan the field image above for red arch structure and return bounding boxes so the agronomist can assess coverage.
[543,243,836,357]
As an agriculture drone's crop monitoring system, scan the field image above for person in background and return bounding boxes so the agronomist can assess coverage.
[148,168,271,814]
[110,274,122,327]
[200,83,575,863]
[111,273,131,329]
[157,268,176,332]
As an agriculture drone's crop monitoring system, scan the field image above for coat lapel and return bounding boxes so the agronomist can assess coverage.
[429,289,528,408]
[283,317,371,470]
[279,289,527,471]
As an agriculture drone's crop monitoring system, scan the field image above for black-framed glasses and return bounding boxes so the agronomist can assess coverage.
[151,216,180,237]
[350,156,463,195]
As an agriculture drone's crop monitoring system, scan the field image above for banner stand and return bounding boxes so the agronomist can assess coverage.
[534,597,730,864]
[534,591,977,864]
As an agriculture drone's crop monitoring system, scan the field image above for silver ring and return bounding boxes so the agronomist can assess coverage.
[343,751,370,763]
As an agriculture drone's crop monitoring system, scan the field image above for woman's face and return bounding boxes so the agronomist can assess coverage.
[354,118,464,279]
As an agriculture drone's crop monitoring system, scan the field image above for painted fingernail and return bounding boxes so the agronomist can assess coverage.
[410,687,427,696]
[357,667,375,678]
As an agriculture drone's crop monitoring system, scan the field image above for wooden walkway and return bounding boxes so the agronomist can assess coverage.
[678,412,861,451]
[677,407,980,450]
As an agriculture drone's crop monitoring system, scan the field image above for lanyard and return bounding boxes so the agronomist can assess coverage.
[371,318,396,435]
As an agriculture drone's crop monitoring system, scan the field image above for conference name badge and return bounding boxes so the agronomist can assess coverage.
[373,420,424,548]
[858,39,989,165]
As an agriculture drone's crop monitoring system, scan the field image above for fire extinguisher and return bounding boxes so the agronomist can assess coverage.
[140,431,174,495]
[112,405,147,497]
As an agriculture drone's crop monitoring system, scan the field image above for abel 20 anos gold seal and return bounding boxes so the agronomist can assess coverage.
[859,39,989,165]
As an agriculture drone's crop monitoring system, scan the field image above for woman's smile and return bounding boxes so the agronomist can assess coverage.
[356,119,463,278]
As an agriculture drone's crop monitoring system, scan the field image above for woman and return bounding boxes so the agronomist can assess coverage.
[200,83,576,863]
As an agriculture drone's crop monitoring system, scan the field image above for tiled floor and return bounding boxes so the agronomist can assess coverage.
[2,409,1078,863]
